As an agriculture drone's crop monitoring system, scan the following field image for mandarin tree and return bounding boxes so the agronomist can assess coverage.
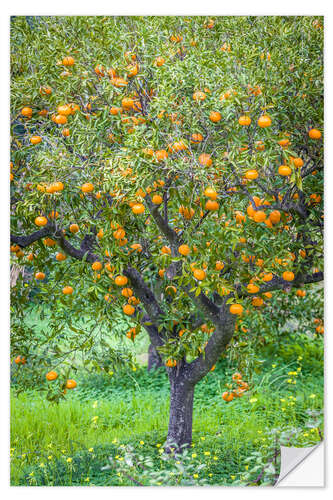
[10,16,323,449]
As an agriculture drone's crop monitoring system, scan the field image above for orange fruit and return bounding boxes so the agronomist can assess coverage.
[222,391,234,402]
[257,115,272,128]
[92,261,102,271]
[35,271,45,280]
[81,183,94,193]
[191,133,203,143]
[282,271,294,281]
[46,370,58,381]
[199,153,212,167]
[245,170,258,180]
[14,355,26,365]
[205,200,219,211]
[57,104,72,116]
[238,115,251,126]
[193,268,206,280]
[263,273,273,282]
[115,275,128,286]
[35,216,48,227]
[155,150,168,161]
[253,210,266,223]
[178,244,191,256]
[278,165,292,176]
[161,246,171,255]
[69,223,79,233]
[62,56,75,66]
[215,261,224,270]
[30,136,42,144]
[247,283,260,293]
[55,114,67,124]
[292,157,304,168]
[62,128,70,137]
[132,203,145,214]
[308,128,321,139]
[56,252,67,261]
[204,187,218,200]
[123,304,135,315]
[252,296,264,307]
[154,56,165,66]
[209,111,222,123]
[66,379,77,389]
[193,91,206,101]
[152,194,163,205]
[269,210,281,224]
[21,107,32,117]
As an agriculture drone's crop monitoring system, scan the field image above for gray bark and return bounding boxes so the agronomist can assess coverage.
[147,343,163,371]
[166,375,195,450]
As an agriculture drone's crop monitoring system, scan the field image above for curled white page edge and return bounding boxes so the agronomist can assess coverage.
[275,441,324,486]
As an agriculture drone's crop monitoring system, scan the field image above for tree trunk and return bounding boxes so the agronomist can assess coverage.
[147,343,163,371]
[166,376,195,451]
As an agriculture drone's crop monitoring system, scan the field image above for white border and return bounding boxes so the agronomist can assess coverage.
[1,2,332,499]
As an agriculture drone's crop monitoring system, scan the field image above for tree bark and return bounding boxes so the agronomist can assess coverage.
[166,375,195,451]
[147,343,163,371]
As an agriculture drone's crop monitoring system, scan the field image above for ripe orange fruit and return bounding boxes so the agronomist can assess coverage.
[46,370,58,381]
[252,296,264,307]
[121,288,133,298]
[62,128,70,137]
[178,244,191,256]
[152,194,163,205]
[92,261,102,271]
[81,183,94,193]
[15,355,26,364]
[247,283,260,293]
[296,289,306,297]
[204,187,218,200]
[35,216,48,227]
[253,210,266,223]
[21,106,33,117]
[55,114,67,124]
[193,91,206,101]
[161,246,171,255]
[278,165,292,176]
[215,261,224,270]
[238,115,251,126]
[257,115,272,128]
[123,304,135,315]
[205,200,219,211]
[193,268,206,280]
[132,203,145,214]
[245,170,258,180]
[122,97,134,109]
[269,210,281,224]
[282,271,294,281]
[154,56,165,66]
[209,111,222,123]
[56,252,67,261]
[115,275,128,286]
[292,157,304,168]
[222,391,234,402]
[308,128,321,139]
[191,133,203,143]
[44,237,56,247]
[62,56,75,66]
[263,273,273,282]
[57,104,72,116]
[165,358,177,367]
[199,153,212,167]
[69,223,79,233]
[155,150,168,161]
[30,136,42,144]
[66,379,77,389]
[35,271,45,280]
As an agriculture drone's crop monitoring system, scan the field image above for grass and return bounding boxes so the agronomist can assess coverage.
[11,358,323,486]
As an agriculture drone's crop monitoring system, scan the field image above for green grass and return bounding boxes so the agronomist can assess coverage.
[11,360,323,486]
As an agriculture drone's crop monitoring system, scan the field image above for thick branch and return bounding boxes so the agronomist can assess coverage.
[11,225,98,263]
